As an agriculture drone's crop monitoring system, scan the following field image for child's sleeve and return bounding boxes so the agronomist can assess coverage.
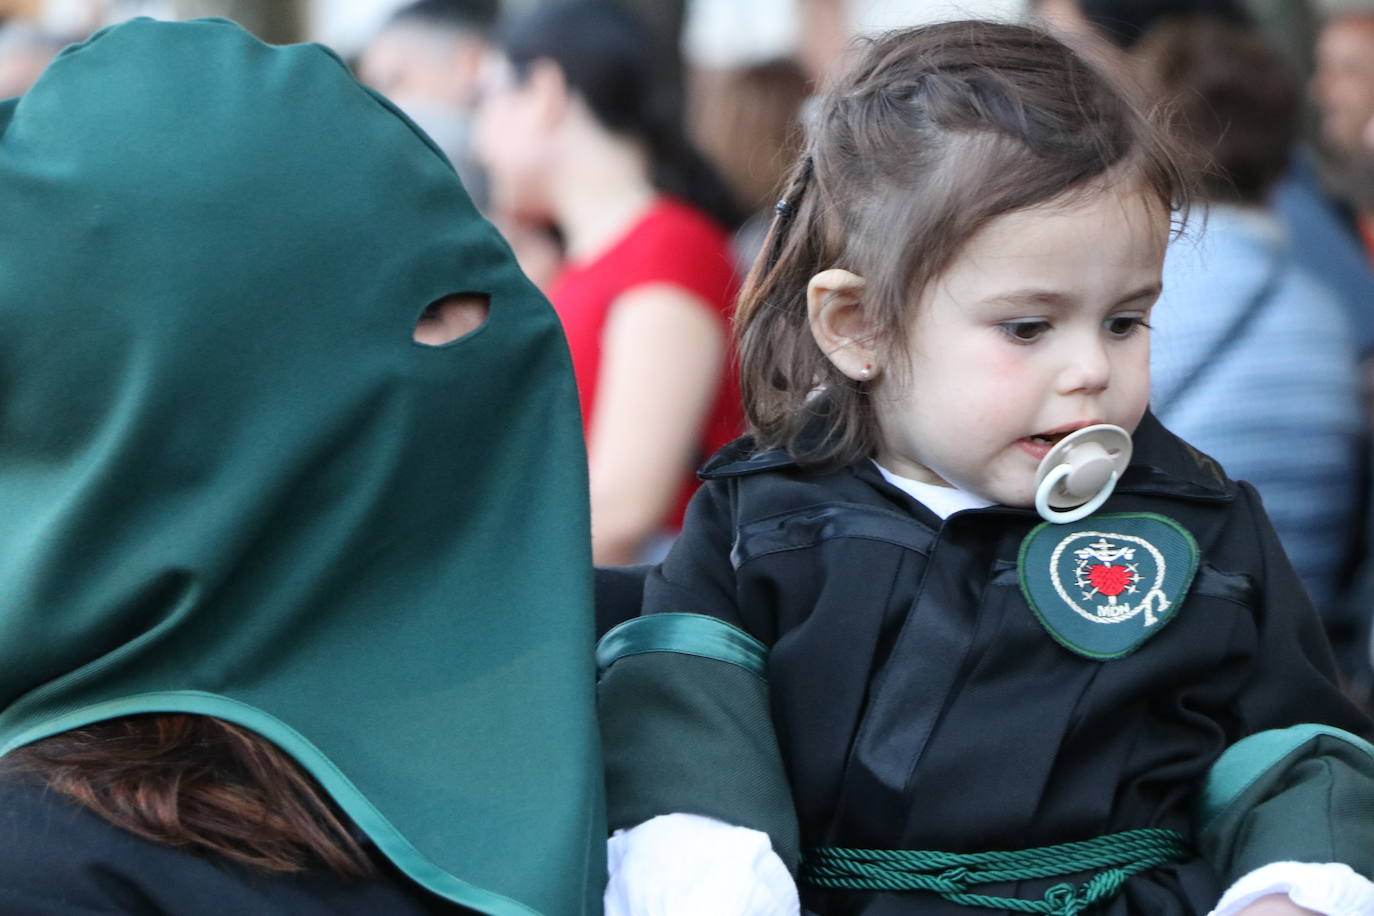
[596,478,801,887]
[1194,483,1374,907]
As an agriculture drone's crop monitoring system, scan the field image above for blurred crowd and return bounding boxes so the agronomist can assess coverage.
[6,0,1374,689]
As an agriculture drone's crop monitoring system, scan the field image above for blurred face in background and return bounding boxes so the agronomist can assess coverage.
[359,23,486,110]
[472,52,560,221]
[0,25,63,98]
[1314,15,1374,157]
[1026,0,1125,76]
[0,44,49,96]
[1031,0,1096,45]
[796,0,851,87]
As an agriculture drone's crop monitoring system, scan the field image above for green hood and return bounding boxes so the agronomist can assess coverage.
[0,18,602,915]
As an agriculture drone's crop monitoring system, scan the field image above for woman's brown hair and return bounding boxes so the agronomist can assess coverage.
[1132,17,1301,206]
[5,715,375,878]
[737,20,1190,467]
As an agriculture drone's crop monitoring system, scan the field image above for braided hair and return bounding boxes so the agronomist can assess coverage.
[736,20,1191,467]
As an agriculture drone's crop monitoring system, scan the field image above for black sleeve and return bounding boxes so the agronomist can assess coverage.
[643,478,749,627]
[596,480,801,868]
[1196,484,1374,886]
[593,564,650,638]
[1229,481,1371,737]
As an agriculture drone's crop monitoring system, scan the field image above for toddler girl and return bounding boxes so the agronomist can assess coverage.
[598,20,1374,916]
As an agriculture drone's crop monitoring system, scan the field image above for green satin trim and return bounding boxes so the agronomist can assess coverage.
[1198,723,1374,830]
[596,613,768,679]
[0,692,542,916]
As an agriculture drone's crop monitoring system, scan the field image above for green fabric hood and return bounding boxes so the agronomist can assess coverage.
[0,18,602,915]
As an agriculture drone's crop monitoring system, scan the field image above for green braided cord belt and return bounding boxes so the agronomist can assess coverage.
[800,828,1192,915]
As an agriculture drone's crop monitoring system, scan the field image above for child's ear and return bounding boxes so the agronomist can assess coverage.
[807,268,878,381]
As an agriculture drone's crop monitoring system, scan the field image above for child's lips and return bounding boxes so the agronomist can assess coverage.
[1018,437,1055,460]
[1026,430,1071,448]
[1018,422,1103,460]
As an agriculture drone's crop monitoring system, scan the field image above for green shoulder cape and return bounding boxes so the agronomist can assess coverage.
[0,18,602,915]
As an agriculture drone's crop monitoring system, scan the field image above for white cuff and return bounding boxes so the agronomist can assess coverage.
[1210,862,1374,916]
[605,813,799,916]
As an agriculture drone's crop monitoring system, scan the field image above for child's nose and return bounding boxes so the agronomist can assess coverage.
[1056,336,1111,395]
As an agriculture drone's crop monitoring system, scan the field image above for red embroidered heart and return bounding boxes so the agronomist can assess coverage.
[1088,564,1133,597]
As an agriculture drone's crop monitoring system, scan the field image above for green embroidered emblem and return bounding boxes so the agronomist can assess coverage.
[1018,513,1199,660]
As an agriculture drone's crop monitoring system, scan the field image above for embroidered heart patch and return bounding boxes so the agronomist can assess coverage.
[1087,564,1134,597]
[1018,513,1199,660]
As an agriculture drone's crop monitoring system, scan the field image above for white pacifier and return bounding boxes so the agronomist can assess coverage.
[1033,424,1133,524]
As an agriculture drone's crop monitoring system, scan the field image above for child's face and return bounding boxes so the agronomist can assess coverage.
[873,182,1168,507]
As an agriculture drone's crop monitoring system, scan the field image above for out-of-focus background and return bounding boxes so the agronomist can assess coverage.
[8,0,1374,700]
[1,1,1028,54]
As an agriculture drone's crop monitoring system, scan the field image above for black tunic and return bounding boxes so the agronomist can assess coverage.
[0,774,473,916]
[599,413,1374,915]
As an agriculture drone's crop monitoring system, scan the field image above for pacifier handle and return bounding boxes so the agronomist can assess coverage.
[1035,464,1119,524]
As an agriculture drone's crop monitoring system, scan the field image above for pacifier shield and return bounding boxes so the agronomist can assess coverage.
[1018,513,1199,660]
[1035,424,1133,510]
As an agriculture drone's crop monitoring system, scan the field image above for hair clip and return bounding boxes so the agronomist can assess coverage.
[775,199,795,220]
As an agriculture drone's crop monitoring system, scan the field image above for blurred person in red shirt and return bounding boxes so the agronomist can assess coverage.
[474,0,742,566]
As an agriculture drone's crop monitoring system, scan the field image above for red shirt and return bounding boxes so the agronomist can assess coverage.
[550,197,742,529]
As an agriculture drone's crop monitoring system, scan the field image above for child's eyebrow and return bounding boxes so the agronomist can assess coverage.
[977,289,1074,311]
[1117,283,1163,305]
[978,284,1162,311]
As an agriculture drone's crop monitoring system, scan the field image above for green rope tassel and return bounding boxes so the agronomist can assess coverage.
[801,828,1191,915]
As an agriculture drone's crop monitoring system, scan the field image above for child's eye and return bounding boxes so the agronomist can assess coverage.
[1104,314,1151,338]
[999,320,1050,343]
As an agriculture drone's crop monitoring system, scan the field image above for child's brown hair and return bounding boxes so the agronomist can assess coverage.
[736,20,1190,467]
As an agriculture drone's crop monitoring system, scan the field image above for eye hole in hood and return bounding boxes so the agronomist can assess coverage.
[413,292,489,347]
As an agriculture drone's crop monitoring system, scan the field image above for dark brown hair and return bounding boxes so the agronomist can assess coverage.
[6,715,375,878]
[499,0,742,229]
[1132,17,1300,205]
[737,20,1190,467]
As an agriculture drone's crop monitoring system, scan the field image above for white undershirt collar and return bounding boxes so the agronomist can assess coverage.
[874,461,995,519]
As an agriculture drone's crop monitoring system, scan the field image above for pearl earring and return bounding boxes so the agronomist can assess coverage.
[859,365,873,380]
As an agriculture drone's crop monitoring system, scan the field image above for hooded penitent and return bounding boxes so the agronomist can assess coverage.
[0,18,602,915]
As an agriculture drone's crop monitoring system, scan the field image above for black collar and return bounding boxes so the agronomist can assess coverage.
[1113,410,1232,502]
[700,411,1233,505]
